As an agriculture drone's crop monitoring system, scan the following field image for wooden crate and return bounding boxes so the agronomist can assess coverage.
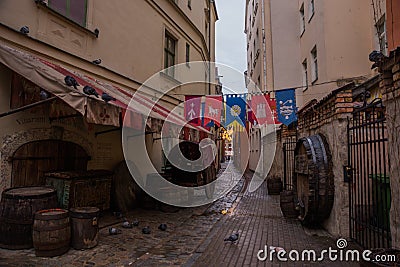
[45,170,113,211]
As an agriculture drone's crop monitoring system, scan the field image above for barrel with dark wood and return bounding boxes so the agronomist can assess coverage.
[0,186,58,249]
[280,190,299,218]
[267,177,283,195]
[33,209,70,257]
[294,134,334,226]
[70,207,99,249]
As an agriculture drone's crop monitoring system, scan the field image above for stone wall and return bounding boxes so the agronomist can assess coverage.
[297,86,354,238]
[381,48,400,249]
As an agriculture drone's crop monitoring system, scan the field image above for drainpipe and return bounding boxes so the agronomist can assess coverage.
[261,0,267,94]
[208,0,213,95]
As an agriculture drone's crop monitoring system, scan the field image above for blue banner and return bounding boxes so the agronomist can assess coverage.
[225,94,247,127]
[276,89,297,126]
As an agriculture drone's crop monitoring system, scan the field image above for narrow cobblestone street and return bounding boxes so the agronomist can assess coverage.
[0,164,364,266]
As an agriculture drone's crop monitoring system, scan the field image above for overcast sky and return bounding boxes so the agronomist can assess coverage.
[215,0,247,94]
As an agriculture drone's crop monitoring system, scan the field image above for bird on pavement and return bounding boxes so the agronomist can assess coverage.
[109,227,122,235]
[83,85,99,98]
[224,233,239,243]
[142,226,151,234]
[64,75,79,89]
[158,223,167,231]
[132,220,139,227]
[20,26,29,35]
[102,92,116,103]
[122,221,133,229]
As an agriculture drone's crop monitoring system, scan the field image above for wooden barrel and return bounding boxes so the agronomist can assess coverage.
[70,207,99,249]
[294,134,334,226]
[33,209,70,257]
[267,177,283,195]
[280,190,299,218]
[0,186,58,249]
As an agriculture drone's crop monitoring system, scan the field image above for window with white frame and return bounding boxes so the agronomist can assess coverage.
[300,3,305,35]
[311,46,318,83]
[302,59,308,90]
[308,0,315,22]
[376,16,387,55]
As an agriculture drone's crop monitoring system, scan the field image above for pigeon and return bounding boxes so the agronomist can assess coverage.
[40,90,50,100]
[83,85,99,98]
[158,223,167,231]
[132,220,139,227]
[20,26,29,35]
[369,50,385,63]
[94,28,100,38]
[224,233,239,243]
[109,227,122,235]
[64,75,79,89]
[92,59,102,65]
[142,226,151,235]
[102,92,116,103]
[122,221,133,229]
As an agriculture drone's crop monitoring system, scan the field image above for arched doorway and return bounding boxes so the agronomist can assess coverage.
[11,140,89,187]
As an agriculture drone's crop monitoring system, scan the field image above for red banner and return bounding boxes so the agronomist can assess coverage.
[251,94,279,125]
[184,96,202,126]
[204,95,223,126]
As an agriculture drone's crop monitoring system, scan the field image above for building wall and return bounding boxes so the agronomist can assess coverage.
[298,0,378,106]
[381,53,400,249]
[387,0,400,51]
[0,0,218,194]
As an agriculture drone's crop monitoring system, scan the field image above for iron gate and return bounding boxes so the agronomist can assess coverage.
[283,135,297,190]
[348,99,391,248]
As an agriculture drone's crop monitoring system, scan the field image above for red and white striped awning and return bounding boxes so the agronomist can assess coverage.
[0,43,211,134]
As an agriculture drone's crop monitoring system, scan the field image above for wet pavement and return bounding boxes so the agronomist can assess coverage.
[0,164,363,266]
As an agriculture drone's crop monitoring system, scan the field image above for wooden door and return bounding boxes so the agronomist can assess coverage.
[11,140,89,187]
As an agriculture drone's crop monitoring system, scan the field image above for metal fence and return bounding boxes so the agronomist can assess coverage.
[283,135,297,191]
[348,99,391,248]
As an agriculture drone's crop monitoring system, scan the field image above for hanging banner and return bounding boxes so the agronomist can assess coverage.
[275,88,297,126]
[204,95,223,127]
[225,94,247,127]
[184,96,201,125]
[250,94,279,125]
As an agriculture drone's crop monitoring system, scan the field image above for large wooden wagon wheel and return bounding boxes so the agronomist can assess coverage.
[294,134,334,227]
[204,167,215,199]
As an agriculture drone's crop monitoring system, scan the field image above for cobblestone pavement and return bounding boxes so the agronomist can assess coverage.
[0,163,243,267]
[0,164,364,267]
[186,172,361,267]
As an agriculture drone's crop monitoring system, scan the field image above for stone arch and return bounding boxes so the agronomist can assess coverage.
[0,127,93,194]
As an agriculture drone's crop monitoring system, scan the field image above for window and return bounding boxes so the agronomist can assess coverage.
[256,28,259,40]
[48,0,87,27]
[300,3,305,35]
[302,59,308,91]
[257,76,261,88]
[188,0,191,9]
[253,39,256,52]
[376,16,387,55]
[308,0,315,21]
[164,32,176,77]
[311,46,318,83]
[186,43,190,66]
